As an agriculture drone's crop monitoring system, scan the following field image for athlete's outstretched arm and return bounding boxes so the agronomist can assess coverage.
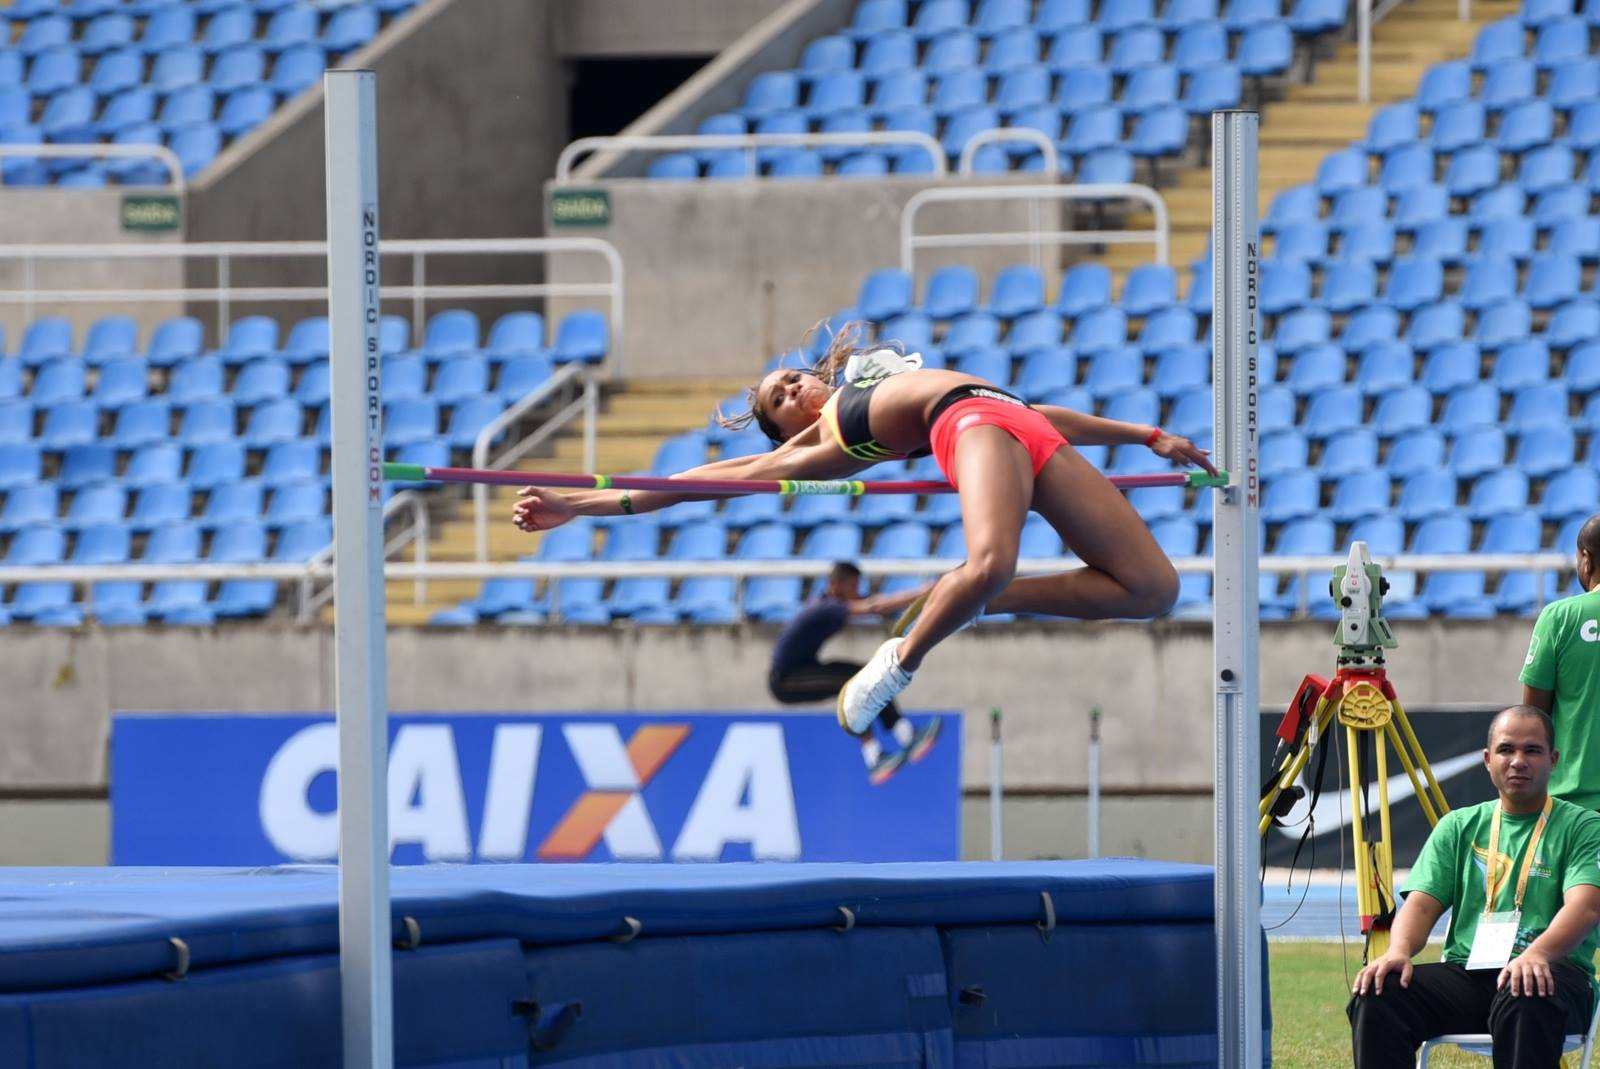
[1036,404,1216,474]
[514,422,863,531]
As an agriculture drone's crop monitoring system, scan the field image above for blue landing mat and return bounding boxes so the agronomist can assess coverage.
[0,860,1212,992]
[0,861,1254,1069]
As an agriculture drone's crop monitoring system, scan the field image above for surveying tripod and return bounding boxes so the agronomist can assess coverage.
[1258,542,1452,958]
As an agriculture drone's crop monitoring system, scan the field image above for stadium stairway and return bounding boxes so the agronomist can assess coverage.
[356,376,751,626]
[1109,0,1520,284]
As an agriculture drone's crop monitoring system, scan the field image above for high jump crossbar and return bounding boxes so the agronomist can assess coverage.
[383,462,1228,496]
[1212,110,1263,1069]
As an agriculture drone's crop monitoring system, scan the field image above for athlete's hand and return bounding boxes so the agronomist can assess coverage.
[1150,432,1217,476]
[1499,951,1556,997]
[1352,951,1413,996]
[513,487,576,533]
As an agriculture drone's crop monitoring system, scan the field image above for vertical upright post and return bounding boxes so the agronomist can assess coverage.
[1357,0,1372,104]
[1211,110,1262,1069]
[989,708,1003,862]
[1087,706,1101,859]
[325,69,393,1069]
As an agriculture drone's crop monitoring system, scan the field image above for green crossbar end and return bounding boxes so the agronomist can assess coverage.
[1187,469,1230,489]
[383,463,428,482]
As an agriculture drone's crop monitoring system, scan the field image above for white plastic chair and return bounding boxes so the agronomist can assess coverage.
[1416,999,1600,1068]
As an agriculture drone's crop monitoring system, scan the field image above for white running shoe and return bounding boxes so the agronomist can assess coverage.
[837,638,914,735]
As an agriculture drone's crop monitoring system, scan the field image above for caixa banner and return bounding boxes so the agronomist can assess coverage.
[111,712,961,865]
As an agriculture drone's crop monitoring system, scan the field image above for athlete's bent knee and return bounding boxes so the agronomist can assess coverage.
[1128,560,1180,618]
[966,548,1018,600]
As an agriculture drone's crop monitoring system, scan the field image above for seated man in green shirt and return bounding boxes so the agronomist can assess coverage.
[1348,705,1600,1069]
[1520,514,1600,811]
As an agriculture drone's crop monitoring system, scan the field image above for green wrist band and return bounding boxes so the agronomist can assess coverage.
[619,490,633,515]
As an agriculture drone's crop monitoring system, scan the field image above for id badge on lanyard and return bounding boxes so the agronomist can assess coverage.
[1465,798,1551,971]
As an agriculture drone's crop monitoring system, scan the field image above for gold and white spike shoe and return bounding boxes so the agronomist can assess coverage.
[836,637,914,735]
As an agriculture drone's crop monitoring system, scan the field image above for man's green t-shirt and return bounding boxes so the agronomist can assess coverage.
[1521,590,1600,810]
[1402,798,1600,984]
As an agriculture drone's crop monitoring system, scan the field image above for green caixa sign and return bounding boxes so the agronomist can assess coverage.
[550,189,610,227]
[121,195,181,232]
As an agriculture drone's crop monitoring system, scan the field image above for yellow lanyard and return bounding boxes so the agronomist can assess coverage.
[1484,796,1553,914]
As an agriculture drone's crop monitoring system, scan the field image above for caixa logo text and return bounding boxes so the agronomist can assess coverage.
[257,721,801,863]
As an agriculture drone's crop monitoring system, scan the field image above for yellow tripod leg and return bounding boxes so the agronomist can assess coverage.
[1390,699,1450,824]
[1258,696,1338,836]
[1369,719,1395,960]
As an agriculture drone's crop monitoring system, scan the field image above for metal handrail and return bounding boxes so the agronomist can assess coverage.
[555,132,948,181]
[956,128,1061,177]
[296,490,429,622]
[0,238,625,370]
[900,183,1171,273]
[468,362,596,561]
[0,551,1572,622]
[0,143,186,190]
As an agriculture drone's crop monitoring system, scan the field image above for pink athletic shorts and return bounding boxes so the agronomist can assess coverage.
[928,395,1067,489]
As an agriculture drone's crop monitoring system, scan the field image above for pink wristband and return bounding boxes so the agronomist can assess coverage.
[1145,426,1163,447]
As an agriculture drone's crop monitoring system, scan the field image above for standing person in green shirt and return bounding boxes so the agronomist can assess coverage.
[1347,705,1600,1069]
[1521,517,1600,810]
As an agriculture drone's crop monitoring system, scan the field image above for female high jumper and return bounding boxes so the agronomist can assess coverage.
[513,325,1215,734]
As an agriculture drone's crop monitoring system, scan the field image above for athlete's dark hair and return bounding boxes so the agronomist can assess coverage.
[716,321,876,444]
[1487,705,1555,750]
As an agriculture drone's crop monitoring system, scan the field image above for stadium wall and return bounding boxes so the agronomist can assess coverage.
[1,619,1531,863]
[0,191,183,340]
[557,0,792,56]
[181,0,563,334]
[545,175,1058,377]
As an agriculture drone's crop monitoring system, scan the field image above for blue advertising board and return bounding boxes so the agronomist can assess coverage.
[111,712,961,865]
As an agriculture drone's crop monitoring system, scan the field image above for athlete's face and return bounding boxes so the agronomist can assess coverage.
[1484,713,1557,813]
[756,369,829,441]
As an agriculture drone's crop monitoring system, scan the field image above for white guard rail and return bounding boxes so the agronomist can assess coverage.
[0,237,625,371]
[555,132,948,181]
[0,143,187,189]
[900,183,1171,274]
[955,128,1061,177]
[1,551,1565,622]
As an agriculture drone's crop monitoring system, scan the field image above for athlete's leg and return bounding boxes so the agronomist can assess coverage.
[983,445,1179,620]
[897,426,1033,672]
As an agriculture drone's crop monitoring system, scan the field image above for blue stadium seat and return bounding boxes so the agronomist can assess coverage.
[846,0,906,40]
[1466,467,1530,519]
[1540,183,1592,225]
[1321,260,1377,315]
[241,398,301,448]
[491,353,552,405]
[1353,341,1412,396]
[1273,307,1332,353]
[141,316,202,370]
[30,358,86,407]
[232,357,291,407]
[1441,382,1501,433]
[265,480,324,526]
[1261,470,1320,524]
[987,266,1044,320]
[861,32,915,79]
[1524,253,1581,309]
[1411,513,1472,553]
[1491,340,1549,392]
[210,43,266,94]
[19,317,73,368]
[1416,341,1475,396]
[1264,184,1318,233]
[1507,382,1568,434]
[262,3,317,52]
[1271,222,1326,262]
[1566,339,1600,392]
[858,268,913,323]
[1259,430,1310,483]
[1540,467,1600,520]
[1550,219,1600,263]
[1053,263,1110,318]
[1341,307,1400,353]
[1513,425,1573,478]
[269,517,330,561]
[1138,307,1196,354]
[9,580,76,621]
[1460,255,1518,312]
[142,520,201,564]
[1285,344,1344,396]
[1259,384,1296,435]
[1549,59,1600,111]
[66,482,127,531]
[1398,470,1457,522]
[1476,299,1532,350]
[946,313,1000,355]
[1383,430,1444,483]
[40,400,97,450]
[1421,571,1495,618]
[552,310,608,365]
[123,442,183,490]
[1411,218,1469,265]
[0,483,58,533]
[1310,418,1376,480]
[987,27,1041,74]
[1345,515,1405,558]
[1449,426,1507,480]
[270,44,325,97]
[1007,310,1064,354]
[1013,349,1075,399]
[922,266,979,320]
[431,355,490,407]
[186,440,246,491]
[1366,100,1419,153]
